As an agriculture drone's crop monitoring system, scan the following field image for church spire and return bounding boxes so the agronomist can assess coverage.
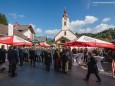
[62,8,69,30]
[63,8,68,18]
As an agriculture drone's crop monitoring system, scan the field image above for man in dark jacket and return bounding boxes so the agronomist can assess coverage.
[18,46,24,66]
[61,48,69,73]
[0,45,7,64]
[8,46,19,77]
[0,45,7,71]
[44,49,52,71]
[84,52,101,83]
[29,47,36,67]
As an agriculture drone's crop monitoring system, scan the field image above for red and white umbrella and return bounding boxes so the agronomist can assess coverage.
[64,35,114,49]
[0,35,32,46]
[40,42,50,47]
[77,35,114,48]
[24,40,32,46]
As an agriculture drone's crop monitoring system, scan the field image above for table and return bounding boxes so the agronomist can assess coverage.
[94,56,104,71]
[73,53,84,66]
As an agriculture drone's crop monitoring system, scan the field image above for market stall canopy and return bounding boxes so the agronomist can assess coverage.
[64,35,114,49]
[64,41,92,47]
[0,35,32,46]
[40,42,50,47]
[77,35,114,48]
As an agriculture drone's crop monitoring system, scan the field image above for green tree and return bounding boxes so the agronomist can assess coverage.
[0,13,8,25]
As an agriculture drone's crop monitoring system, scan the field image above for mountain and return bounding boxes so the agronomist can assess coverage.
[47,38,54,45]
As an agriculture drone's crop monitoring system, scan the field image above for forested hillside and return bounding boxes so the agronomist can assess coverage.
[75,28,115,42]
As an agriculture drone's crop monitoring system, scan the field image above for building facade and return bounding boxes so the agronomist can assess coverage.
[55,9,77,48]
[0,23,35,48]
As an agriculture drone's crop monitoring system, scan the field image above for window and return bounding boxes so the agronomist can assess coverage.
[64,31,66,36]
[64,22,66,26]
[61,40,65,43]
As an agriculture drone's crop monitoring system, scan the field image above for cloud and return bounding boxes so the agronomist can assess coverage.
[8,13,24,19]
[77,23,114,34]
[92,23,114,33]
[84,16,98,24]
[36,28,42,34]
[30,23,42,34]
[69,16,114,34]
[102,18,111,22]
[45,29,60,37]
[69,15,98,31]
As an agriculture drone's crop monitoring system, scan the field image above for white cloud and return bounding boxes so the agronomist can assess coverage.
[45,29,60,37]
[102,18,111,22]
[29,23,42,34]
[69,15,98,31]
[36,28,42,34]
[92,23,114,33]
[84,16,98,24]
[76,23,114,34]
[8,13,24,19]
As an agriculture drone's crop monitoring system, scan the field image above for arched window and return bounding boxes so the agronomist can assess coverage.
[64,31,66,36]
[64,22,66,26]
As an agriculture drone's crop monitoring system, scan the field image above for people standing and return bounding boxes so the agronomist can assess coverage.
[61,48,69,74]
[0,45,7,71]
[8,46,19,77]
[84,48,88,63]
[18,46,24,66]
[29,47,36,67]
[44,49,52,71]
[84,52,101,83]
[111,49,115,78]
[53,49,61,71]
[35,46,41,62]
[23,46,29,62]
[68,47,73,69]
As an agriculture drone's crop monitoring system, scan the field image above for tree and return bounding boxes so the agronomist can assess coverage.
[0,13,8,25]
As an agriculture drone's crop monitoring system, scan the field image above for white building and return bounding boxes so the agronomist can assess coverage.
[0,23,35,49]
[13,22,35,41]
[55,9,77,48]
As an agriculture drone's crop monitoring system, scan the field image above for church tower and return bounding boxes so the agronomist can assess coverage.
[62,9,69,30]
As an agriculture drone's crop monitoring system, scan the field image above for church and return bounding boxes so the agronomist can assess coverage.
[54,9,77,48]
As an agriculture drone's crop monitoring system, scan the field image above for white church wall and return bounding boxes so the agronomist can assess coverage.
[65,30,76,40]
[55,30,76,41]
[55,31,64,41]
[55,9,77,42]
[62,18,69,30]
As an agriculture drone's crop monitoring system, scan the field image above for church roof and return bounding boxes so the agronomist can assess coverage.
[55,36,70,43]
[54,29,76,39]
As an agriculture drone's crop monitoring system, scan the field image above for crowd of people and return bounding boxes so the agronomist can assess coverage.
[0,45,73,77]
[0,45,115,82]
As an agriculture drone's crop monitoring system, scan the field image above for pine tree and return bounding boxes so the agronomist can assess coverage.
[0,13,8,25]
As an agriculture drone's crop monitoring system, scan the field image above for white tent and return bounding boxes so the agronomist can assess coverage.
[77,35,114,48]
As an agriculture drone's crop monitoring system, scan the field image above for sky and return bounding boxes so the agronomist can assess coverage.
[0,0,115,38]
